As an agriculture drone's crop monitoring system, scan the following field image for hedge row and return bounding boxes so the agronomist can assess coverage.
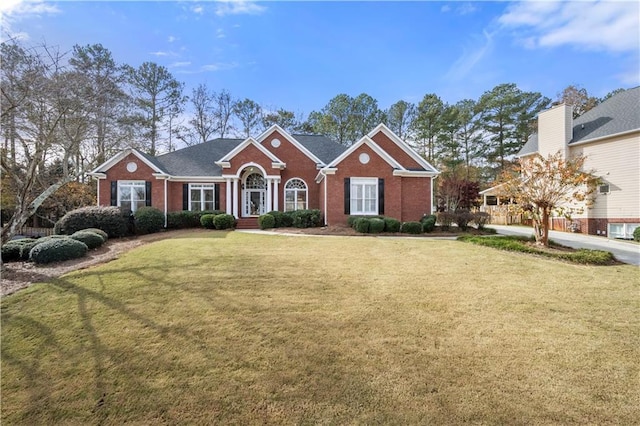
[457,235,616,265]
[258,210,323,230]
[2,228,107,264]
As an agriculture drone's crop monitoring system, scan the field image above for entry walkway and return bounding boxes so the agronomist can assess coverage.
[489,224,640,266]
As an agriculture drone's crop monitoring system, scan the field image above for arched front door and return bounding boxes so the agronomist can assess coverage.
[242,172,266,217]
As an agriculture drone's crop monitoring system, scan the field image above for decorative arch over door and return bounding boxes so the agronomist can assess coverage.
[242,172,266,216]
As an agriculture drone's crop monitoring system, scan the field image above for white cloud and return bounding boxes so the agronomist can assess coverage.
[215,0,266,17]
[499,0,639,53]
[0,0,60,41]
[201,62,238,71]
[440,2,476,16]
[168,35,177,43]
[149,51,179,57]
[440,5,451,13]
[170,61,191,68]
[216,28,226,39]
[446,30,494,81]
[192,5,204,15]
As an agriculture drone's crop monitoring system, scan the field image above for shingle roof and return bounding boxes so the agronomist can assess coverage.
[517,133,538,157]
[518,86,640,157]
[570,86,640,144]
[292,134,347,164]
[155,138,243,176]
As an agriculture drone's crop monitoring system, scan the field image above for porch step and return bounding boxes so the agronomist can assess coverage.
[235,218,259,229]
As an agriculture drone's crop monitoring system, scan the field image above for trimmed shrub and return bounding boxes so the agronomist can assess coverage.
[82,228,109,241]
[401,221,423,234]
[634,226,640,242]
[266,211,285,228]
[420,214,437,224]
[200,214,216,229]
[383,217,401,233]
[213,214,235,230]
[436,211,456,231]
[422,216,436,233]
[29,237,88,264]
[354,218,370,233]
[562,249,614,265]
[290,209,323,228]
[258,214,276,230]
[455,210,474,231]
[55,206,128,238]
[369,218,385,234]
[134,207,164,235]
[281,211,294,227]
[472,212,491,230]
[71,230,105,249]
[2,238,37,262]
[166,210,224,229]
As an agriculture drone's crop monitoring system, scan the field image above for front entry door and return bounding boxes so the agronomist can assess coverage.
[244,190,266,216]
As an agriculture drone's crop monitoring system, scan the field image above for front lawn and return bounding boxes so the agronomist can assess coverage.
[2,231,638,424]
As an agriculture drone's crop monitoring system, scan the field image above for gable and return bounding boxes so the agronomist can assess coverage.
[327,136,402,170]
[217,137,285,170]
[257,125,323,165]
[89,147,167,177]
[367,124,438,173]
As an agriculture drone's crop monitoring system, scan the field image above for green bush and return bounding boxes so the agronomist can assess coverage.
[1,238,37,262]
[213,214,235,230]
[134,207,164,235]
[29,237,88,264]
[54,206,128,238]
[71,230,105,249]
[457,235,615,265]
[383,217,401,233]
[369,218,385,234]
[422,216,436,233]
[634,226,640,242]
[401,221,423,234]
[472,212,491,230]
[266,211,284,228]
[455,210,474,231]
[436,211,456,231]
[420,214,437,224]
[354,218,370,233]
[200,214,216,229]
[290,209,323,228]
[281,211,294,227]
[82,228,109,241]
[166,210,224,229]
[258,214,276,230]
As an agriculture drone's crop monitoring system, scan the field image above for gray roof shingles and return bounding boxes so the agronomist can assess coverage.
[518,86,639,156]
[149,134,346,177]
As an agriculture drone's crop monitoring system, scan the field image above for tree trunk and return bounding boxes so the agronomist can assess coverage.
[541,207,550,247]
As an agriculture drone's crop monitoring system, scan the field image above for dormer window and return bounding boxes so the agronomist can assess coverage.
[598,184,610,194]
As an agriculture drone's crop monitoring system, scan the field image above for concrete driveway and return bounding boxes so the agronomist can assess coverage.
[489,224,640,266]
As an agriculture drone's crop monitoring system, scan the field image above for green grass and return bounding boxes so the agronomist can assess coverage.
[2,231,639,424]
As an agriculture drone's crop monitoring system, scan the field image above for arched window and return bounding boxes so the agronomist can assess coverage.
[245,173,265,189]
[284,178,307,212]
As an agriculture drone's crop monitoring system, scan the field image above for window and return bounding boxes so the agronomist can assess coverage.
[608,223,639,239]
[190,184,216,211]
[599,184,610,194]
[118,181,146,213]
[350,178,378,215]
[284,178,307,211]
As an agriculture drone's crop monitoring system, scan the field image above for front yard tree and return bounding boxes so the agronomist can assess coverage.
[126,62,185,155]
[262,108,298,133]
[1,39,91,243]
[234,98,262,137]
[386,100,416,139]
[411,93,445,163]
[501,151,596,247]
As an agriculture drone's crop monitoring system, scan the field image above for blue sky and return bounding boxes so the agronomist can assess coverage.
[2,0,639,117]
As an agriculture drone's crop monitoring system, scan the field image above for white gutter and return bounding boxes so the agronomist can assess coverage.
[569,128,639,146]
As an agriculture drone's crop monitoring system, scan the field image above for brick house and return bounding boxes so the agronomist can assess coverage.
[89,124,440,227]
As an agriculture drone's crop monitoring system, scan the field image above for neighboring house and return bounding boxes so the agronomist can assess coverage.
[89,124,439,227]
[483,87,640,238]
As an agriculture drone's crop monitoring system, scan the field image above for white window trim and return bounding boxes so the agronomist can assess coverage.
[283,178,308,212]
[350,177,378,215]
[608,223,639,239]
[118,180,146,213]
[189,183,217,211]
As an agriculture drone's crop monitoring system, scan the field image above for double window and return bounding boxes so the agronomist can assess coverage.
[284,178,307,211]
[350,178,379,215]
[190,184,216,211]
[118,181,146,213]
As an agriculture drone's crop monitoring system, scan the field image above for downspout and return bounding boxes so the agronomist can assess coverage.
[323,170,328,226]
[431,175,438,214]
[164,178,168,228]
[96,178,100,206]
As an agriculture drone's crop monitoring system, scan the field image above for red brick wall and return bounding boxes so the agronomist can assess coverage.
[551,217,639,237]
[370,131,423,170]
[99,153,165,211]
[260,130,321,210]
[227,144,278,176]
[324,144,432,225]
